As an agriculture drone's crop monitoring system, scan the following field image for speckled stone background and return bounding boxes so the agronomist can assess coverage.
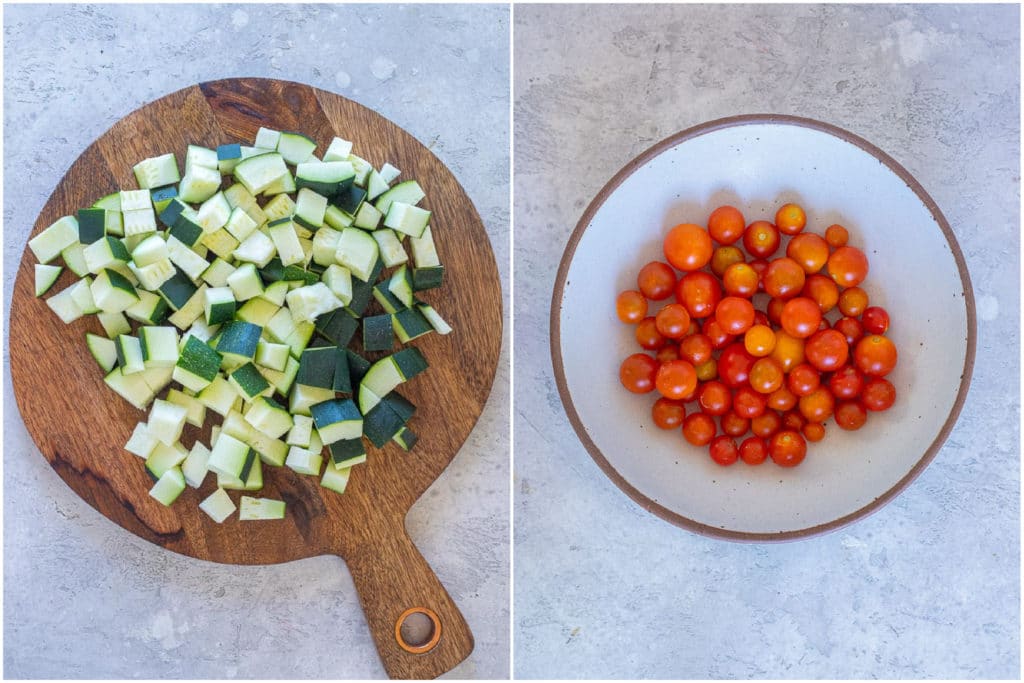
[514,4,1018,679]
[4,4,509,679]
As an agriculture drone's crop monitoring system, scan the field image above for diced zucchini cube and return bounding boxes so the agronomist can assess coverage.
[236,297,280,327]
[203,286,236,325]
[91,267,140,313]
[76,208,106,244]
[174,335,223,391]
[323,137,353,161]
[97,311,131,338]
[285,283,344,324]
[418,303,453,334]
[352,201,382,230]
[123,207,158,237]
[149,467,186,506]
[125,422,159,459]
[362,399,407,448]
[321,464,352,495]
[139,326,179,366]
[294,188,328,230]
[217,143,243,174]
[255,340,290,372]
[224,206,258,242]
[264,307,297,344]
[268,219,305,266]
[68,278,99,314]
[104,366,155,409]
[366,170,390,201]
[215,320,262,359]
[134,153,181,189]
[234,152,289,195]
[197,375,240,416]
[181,441,212,488]
[321,264,353,306]
[201,258,237,287]
[116,334,145,375]
[393,307,435,343]
[260,355,300,397]
[244,396,293,439]
[45,284,85,324]
[233,230,277,269]
[199,488,236,523]
[166,235,211,282]
[148,398,188,446]
[228,362,272,402]
[310,399,362,445]
[296,346,338,389]
[413,266,445,291]
[35,263,63,297]
[157,269,198,310]
[119,189,151,211]
[285,446,323,476]
[362,314,394,351]
[254,127,281,150]
[312,226,342,266]
[277,132,317,164]
[29,215,80,264]
[185,144,219,171]
[373,229,409,268]
[201,228,240,261]
[84,236,130,274]
[328,438,367,469]
[166,283,209,330]
[239,496,286,520]
[128,258,176,292]
[383,202,430,238]
[286,414,314,448]
[207,433,250,478]
[334,228,379,281]
[166,388,206,427]
[393,425,419,451]
[388,265,415,308]
[197,192,232,233]
[260,280,290,306]
[288,383,336,417]
[179,165,222,203]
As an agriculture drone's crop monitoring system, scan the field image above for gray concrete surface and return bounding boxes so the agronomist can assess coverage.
[514,4,1019,679]
[4,4,509,679]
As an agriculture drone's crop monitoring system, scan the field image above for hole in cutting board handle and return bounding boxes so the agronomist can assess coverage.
[395,607,441,654]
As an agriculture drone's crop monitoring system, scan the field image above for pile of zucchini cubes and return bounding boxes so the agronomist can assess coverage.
[29,128,451,522]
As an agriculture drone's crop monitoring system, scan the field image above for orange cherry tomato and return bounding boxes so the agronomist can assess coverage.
[721,411,751,437]
[722,262,759,298]
[838,286,869,317]
[763,257,806,299]
[827,245,869,287]
[655,359,698,400]
[862,377,896,411]
[824,224,849,248]
[697,380,732,416]
[780,297,823,338]
[787,363,821,397]
[664,223,713,272]
[709,435,739,466]
[767,386,798,412]
[620,353,658,393]
[635,316,667,350]
[786,233,830,274]
[749,357,785,394]
[739,436,768,465]
[770,330,806,373]
[616,290,648,323]
[802,273,840,313]
[798,386,835,423]
[854,334,898,376]
[742,220,780,259]
[652,397,687,429]
[802,421,826,442]
[654,303,692,339]
[715,296,756,335]
[733,386,768,419]
[682,412,717,446]
[804,329,849,372]
[775,203,806,236]
[835,401,867,430]
[637,261,676,300]
[744,324,777,357]
[770,430,807,467]
[708,205,746,245]
[676,271,722,319]
[679,333,713,365]
[711,245,745,277]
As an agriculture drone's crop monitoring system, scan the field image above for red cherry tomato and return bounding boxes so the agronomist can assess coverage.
[828,366,864,400]
[709,435,739,466]
[721,411,751,437]
[739,436,768,465]
[682,412,717,446]
[861,377,896,411]
[833,316,864,346]
[701,318,735,350]
[715,296,756,335]
[722,262,759,298]
[802,274,839,313]
[835,401,868,430]
[861,306,890,334]
[679,333,713,364]
[787,363,821,397]
[664,223,713,272]
[804,329,849,372]
[620,353,658,393]
[654,303,692,339]
[769,430,807,467]
[824,224,848,248]
[655,359,698,400]
[718,342,757,388]
[827,246,869,287]
[743,221,780,259]
[656,345,680,364]
[750,410,782,438]
[780,297,823,339]
[802,421,826,442]
[676,271,722,319]
[733,386,768,419]
[749,357,785,394]
[786,233,830,274]
[637,261,676,300]
[763,257,806,299]
[616,290,647,323]
[708,206,746,245]
[652,397,687,429]
[767,386,798,412]
[635,316,667,350]
[697,380,732,416]
[854,335,898,376]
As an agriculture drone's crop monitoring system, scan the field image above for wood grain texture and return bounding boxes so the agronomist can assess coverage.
[9,78,502,679]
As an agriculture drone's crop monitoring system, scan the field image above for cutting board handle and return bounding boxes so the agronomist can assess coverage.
[345,518,474,679]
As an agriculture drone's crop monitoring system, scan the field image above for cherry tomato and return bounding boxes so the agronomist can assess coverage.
[718,342,757,388]
[739,436,768,465]
[804,329,849,372]
[708,205,746,245]
[770,330,806,373]
[748,258,769,291]
[828,366,864,400]
[682,412,717,446]
[695,358,718,382]
[802,274,839,313]
[637,261,676,300]
[655,303,692,339]
[835,401,867,430]
[767,386,798,412]
[770,430,807,467]
[861,306,890,334]
[780,297,822,338]
[802,422,826,442]
[749,357,785,394]
[616,290,647,323]
[733,386,768,419]
[824,224,848,248]
[782,410,806,432]
[721,411,751,437]
[652,397,687,429]
[743,220,780,259]
[679,333,713,365]
[766,297,786,325]
[763,257,806,299]
[676,272,722,319]
[744,324,777,357]
[655,359,698,400]
[833,316,864,346]
[620,353,658,393]
[664,223,713,272]
[798,386,835,423]
[787,363,821,397]
[697,380,732,416]
[861,377,896,411]
[838,286,869,317]
[786,233,830,274]
[715,296,755,335]
[709,435,739,466]
[635,316,667,350]
[854,335,898,376]
[827,245,869,287]
[775,203,806,236]
[711,245,745,277]
[701,318,735,350]
[722,262,759,298]
[750,410,782,438]
[656,345,680,364]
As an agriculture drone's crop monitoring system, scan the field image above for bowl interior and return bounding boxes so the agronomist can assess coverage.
[556,119,972,538]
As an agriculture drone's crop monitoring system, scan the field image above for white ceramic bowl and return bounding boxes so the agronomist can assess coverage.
[552,115,975,541]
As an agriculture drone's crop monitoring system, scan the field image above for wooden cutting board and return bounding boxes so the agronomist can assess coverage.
[8,78,502,679]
